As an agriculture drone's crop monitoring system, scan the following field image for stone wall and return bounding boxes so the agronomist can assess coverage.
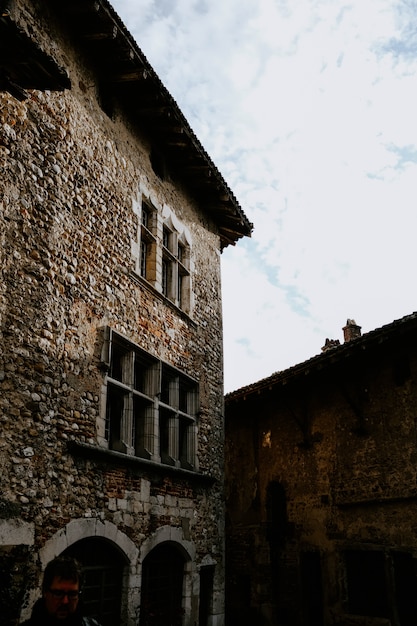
[225,320,417,626]
[0,2,226,624]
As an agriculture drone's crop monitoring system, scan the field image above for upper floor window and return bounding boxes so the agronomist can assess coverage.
[103,329,198,470]
[161,223,191,308]
[134,194,192,314]
[139,199,157,282]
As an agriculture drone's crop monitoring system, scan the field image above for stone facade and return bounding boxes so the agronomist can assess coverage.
[0,2,251,625]
[225,314,417,626]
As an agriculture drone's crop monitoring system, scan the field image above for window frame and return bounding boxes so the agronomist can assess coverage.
[139,198,157,282]
[134,194,192,314]
[103,329,198,470]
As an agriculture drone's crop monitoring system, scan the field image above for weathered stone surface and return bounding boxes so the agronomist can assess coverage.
[0,1,234,624]
[225,316,417,626]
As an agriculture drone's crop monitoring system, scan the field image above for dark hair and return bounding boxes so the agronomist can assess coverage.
[42,556,83,592]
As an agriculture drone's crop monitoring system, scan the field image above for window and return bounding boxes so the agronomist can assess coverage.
[139,199,157,282]
[133,195,192,313]
[104,329,198,469]
[345,549,417,624]
[162,223,191,308]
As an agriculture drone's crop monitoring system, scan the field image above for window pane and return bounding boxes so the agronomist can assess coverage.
[161,367,178,407]
[162,259,168,296]
[179,379,195,414]
[110,343,127,382]
[159,408,175,466]
[134,352,156,395]
[179,418,189,467]
[133,396,152,459]
[140,240,147,277]
[106,384,125,451]
[163,227,170,249]
[142,204,149,228]
[177,273,183,308]
[178,244,183,262]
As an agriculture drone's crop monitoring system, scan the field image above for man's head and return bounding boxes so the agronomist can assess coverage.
[42,556,83,620]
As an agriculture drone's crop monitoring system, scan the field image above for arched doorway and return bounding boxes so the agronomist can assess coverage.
[64,537,127,626]
[140,542,186,626]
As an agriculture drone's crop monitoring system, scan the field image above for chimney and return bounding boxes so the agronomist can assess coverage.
[343,319,361,343]
[321,338,340,352]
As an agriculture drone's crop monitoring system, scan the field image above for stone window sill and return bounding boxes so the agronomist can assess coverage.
[68,441,216,485]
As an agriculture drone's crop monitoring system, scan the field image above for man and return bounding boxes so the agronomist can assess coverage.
[21,556,101,626]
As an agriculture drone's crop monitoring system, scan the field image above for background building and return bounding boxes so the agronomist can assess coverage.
[0,1,251,624]
[225,315,417,626]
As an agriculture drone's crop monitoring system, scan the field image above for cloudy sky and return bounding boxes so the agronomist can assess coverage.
[111,0,417,392]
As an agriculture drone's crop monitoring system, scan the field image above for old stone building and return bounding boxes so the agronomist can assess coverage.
[225,315,417,626]
[0,1,252,625]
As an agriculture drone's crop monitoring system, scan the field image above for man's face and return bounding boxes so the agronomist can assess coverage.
[44,576,80,620]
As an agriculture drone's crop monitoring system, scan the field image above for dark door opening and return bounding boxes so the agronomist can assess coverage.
[140,542,185,626]
[64,537,125,626]
[300,551,324,626]
[345,550,389,618]
[199,565,214,626]
[393,551,417,626]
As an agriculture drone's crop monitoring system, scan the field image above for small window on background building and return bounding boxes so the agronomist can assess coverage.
[104,329,198,469]
[393,353,410,386]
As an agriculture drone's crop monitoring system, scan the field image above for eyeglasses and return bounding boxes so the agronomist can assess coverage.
[48,589,81,600]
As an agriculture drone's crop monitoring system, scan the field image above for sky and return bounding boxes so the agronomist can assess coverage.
[111,0,417,392]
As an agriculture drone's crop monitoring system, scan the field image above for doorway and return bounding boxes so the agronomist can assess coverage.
[140,542,185,626]
[300,551,324,626]
[64,537,126,626]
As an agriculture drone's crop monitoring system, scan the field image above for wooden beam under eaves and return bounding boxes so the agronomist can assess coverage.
[166,139,188,148]
[184,165,213,177]
[61,1,101,16]
[221,223,246,235]
[205,206,246,224]
[81,24,118,41]
[108,69,147,83]
[157,124,184,135]
[135,105,172,117]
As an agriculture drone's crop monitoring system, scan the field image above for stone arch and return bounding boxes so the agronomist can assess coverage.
[21,518,140,626]
[39,518,139,568]
[139,525,197,626]
[139,524,195,563]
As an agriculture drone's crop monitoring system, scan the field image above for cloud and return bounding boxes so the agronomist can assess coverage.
[112,0,417,392]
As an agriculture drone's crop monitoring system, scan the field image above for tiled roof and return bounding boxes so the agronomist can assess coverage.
[226,312,417,401]
[1,0,253,248]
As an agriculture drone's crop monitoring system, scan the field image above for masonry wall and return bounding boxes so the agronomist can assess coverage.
[1,2,226,625]
[225,329,417,626]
